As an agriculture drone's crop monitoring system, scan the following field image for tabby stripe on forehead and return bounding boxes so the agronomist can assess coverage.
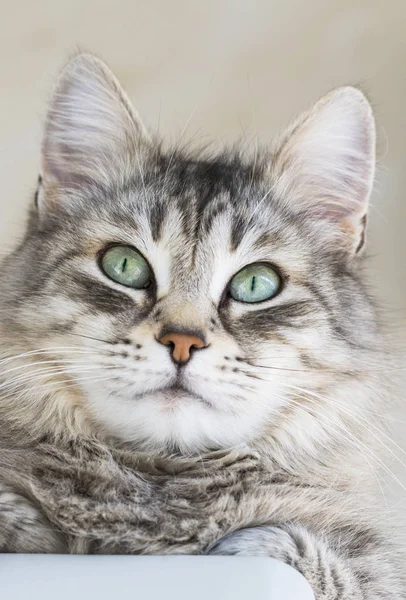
[252,231,282,250]
[202,201,228,235]
[230,216,250,251]
[149,203,167,242]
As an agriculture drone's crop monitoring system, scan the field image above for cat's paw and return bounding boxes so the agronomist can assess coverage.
[0,484,65,553]
[208,525,298,558]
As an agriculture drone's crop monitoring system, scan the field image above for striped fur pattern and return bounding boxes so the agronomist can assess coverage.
[0,55,404,597]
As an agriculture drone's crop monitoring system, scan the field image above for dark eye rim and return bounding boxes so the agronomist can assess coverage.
[97,242,155,291]
[221,261,285,306]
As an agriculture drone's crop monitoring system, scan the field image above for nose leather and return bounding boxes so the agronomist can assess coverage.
[158,332,206,364]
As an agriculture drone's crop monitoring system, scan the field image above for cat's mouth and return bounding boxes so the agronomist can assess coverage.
[160,382,213,408]
[165,383,189,394]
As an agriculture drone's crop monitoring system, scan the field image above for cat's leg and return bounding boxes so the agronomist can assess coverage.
[0,483,66,553]
[209,524,404,600]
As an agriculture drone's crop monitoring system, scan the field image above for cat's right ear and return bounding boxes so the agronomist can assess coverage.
[39,54,150,209]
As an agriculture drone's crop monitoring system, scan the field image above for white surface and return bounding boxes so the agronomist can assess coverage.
[0,555,314,600]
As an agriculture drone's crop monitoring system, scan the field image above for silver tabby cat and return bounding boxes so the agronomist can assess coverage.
[0,55,404,598]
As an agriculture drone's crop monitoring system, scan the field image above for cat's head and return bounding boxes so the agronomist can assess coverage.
[0,55,379,455]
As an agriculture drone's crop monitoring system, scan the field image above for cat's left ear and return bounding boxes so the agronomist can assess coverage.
[40,54,150,205]
[271,87,376,256]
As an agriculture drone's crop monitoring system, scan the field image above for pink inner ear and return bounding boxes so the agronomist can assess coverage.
[273,87,375,225]
[271,88,375,257]
[41,55,150,194]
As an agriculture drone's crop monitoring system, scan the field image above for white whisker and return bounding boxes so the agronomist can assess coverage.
[284,394,406,493]
[0,346,97,367]
[286,384,406,466]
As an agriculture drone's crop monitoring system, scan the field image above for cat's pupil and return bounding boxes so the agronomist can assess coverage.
[122,258,128,273]
[251,276,256,292]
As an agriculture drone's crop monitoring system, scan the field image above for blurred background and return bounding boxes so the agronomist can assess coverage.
[0,0,405,514]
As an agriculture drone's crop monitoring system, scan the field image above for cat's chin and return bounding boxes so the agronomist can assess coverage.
[84,385,264,454]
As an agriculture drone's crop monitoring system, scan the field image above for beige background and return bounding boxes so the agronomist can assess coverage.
[0,1,405,511]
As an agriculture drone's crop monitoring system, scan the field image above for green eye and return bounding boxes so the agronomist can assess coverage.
[230,264,281,303]
[101,246,151,289]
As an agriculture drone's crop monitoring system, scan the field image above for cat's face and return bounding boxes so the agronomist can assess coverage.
[0,55,378,454]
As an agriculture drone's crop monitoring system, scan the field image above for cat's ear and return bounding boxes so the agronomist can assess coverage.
[40,54,150,198]
[271,87,375,256]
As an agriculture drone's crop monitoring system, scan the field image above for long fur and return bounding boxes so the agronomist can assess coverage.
[0,54,404,598]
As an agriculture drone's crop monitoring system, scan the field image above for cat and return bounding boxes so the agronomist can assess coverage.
[0,54,404,598]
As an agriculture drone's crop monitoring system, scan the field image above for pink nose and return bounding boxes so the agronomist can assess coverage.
[158,332,206,364]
